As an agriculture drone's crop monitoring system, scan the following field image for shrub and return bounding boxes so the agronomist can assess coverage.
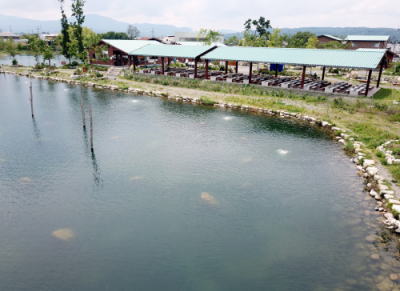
[344,141,355,155]
[12,59,18,66]
[199,96,217,106]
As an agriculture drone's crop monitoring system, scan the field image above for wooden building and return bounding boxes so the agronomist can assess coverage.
[345,35,390,50]
[89,39,163,66]
[317,34,343,44]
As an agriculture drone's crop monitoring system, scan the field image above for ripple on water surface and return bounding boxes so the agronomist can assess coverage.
[0,75,399,291]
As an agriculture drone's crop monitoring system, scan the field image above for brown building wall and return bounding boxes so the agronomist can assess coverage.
[348,41,387,49]
[317,36,340,44]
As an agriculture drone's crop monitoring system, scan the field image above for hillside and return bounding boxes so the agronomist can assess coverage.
[0,14,192,36]
[225,27,400,42]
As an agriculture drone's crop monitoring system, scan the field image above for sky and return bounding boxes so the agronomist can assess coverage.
[0,0,399,31]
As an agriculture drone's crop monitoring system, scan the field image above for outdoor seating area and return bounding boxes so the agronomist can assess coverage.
[94,40,388,97]
[136,66,375,96]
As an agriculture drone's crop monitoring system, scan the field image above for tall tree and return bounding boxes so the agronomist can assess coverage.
[241,17,272,47]
[58,0,71,61]
[71,0,86,61]
[127,25,140,39]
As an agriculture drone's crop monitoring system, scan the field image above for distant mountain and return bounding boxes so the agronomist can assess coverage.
[2,14,399,42]
[225,27,400,42]
[0,14,192,36]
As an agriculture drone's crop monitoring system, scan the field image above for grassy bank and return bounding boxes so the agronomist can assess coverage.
[4,65,400,184]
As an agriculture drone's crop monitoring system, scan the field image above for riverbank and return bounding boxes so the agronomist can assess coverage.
[2,65,400,230]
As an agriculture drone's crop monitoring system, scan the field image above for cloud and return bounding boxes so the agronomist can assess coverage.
[0,0,398,30]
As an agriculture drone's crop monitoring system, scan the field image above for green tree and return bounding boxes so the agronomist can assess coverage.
[224,35,240,46]
[71,0,86,62]
[100,31,130,40]
[287,32,316,48]
[306,36,318,48]
[267,29,284,47]
[82,27,100,49]
[127,25,140,39]
[5,40,17,64]
[244,17,271,38]
[241,17,272,47]
[318,41,348,49]
[27,35,45,64]
[198,29,222,45]
[58,0,71,61]
[43,45,54,66]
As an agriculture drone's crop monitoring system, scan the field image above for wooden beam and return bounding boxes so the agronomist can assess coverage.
[205,60,209,79]
[301,66,306,89]
[365,69,372,97]
[377,64,383,88]
[322,66,326,81]
[249,62,253,83]
[167,57,171,71]
[275,64,278,77]
[161,57,165,74]
[194,59,198,78]
[225,60,228,74]
[235,61,238,73]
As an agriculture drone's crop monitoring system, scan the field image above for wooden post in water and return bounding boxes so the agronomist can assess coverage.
[29,75,34,118]
[88,102,94,153]
[80,89,86,130]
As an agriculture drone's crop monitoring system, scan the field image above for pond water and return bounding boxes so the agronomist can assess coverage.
[0,54,71,67]
[1,74,400,291]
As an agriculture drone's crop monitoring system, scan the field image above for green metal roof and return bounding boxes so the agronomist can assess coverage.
[201,46,386,69]
[345,35,390,42]
[130,44,216,59]
[177,41,225,47]
[101,39,161,54]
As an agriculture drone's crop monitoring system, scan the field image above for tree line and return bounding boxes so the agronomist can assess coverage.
[224,17,348,49]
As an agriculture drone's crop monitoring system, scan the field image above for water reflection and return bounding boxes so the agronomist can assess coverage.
[31,117,41,141]
[2,75,400,290]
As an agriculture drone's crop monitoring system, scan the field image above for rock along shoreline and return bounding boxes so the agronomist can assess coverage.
[4,69,400,233]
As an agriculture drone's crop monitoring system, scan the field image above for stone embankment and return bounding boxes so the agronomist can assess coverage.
[4,69,400,233]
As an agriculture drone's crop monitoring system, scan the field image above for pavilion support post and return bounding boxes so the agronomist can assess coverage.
[365,69,372,97]
[322,66,326,81]
[275,65,278,78]
[301,66,306,89]
[249,62,253,83]
[161,57,165,74]
[225,61,228,74]
[377,64,383,88]
[194,59,198,78]
[133,57,136,72]
[205,60,209,79]
[167,57,171,71]
[235,61,238,73]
